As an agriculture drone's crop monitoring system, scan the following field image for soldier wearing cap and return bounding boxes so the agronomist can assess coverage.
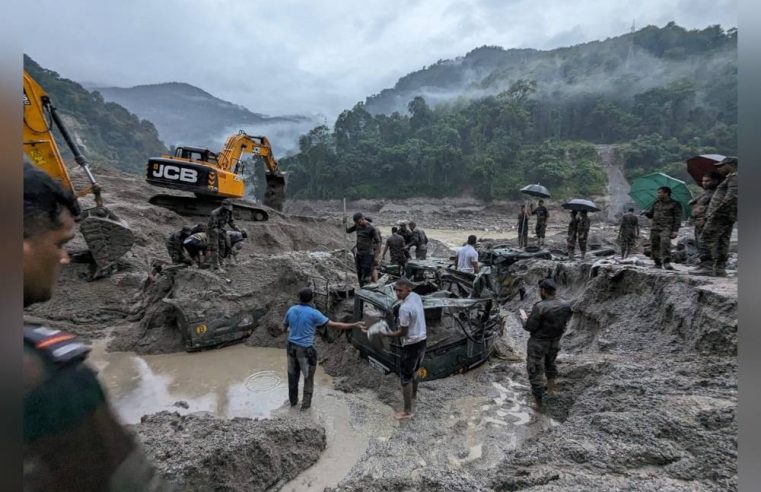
[643,186,682,270]
[519,278,573,410]
[344,212,382,286]
[207,198,241,273]
[397,220,413,246]
[530,200,549,247]
[691,157,738,277]
[23,163,172,490]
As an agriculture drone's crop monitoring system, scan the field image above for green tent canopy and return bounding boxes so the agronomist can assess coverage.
[629,172,693,219]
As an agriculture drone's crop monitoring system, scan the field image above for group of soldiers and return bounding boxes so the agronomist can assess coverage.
[345,212,428,286]
[517,199,549,248]
[164,198,247,273]
[616,156,737,276]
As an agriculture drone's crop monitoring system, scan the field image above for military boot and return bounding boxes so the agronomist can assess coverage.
[662,262,675,271]
[714,263,728,277]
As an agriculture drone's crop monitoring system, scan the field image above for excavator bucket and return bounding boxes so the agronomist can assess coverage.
[78,206,134,278]
[263,172,286,211]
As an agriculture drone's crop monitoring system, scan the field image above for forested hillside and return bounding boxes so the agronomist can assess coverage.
[24,55,167,174]
[283,23,736,201]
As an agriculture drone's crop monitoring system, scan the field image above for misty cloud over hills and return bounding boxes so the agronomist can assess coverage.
[365,23,736,115]
[96,82,321,156]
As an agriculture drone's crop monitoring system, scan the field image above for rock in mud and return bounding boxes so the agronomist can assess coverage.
[132,411,326,491]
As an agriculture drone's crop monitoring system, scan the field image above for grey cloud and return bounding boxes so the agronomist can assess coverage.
[24,0,736,121]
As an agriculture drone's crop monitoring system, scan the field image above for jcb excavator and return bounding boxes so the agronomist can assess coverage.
[23,70,134,279]
[145,131,286,221]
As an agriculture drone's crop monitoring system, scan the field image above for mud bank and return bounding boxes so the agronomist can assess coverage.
[133,411,326,491]
[322,259,736,491]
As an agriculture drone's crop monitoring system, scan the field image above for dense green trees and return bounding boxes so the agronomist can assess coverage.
[283,23,736,201]
[283,71,734,201]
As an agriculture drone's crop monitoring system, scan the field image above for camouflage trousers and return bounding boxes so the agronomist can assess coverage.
[207,228,233,269]
[526,336,561,398]
[578,230,588,254]
[619,233,636,258]
[698,217,734,268]
[536,222,547,241]
[414,246,427,260]
[566,231,577,255]
[649,228,673,265]
[694,223,704,251]
[567,231,588,255]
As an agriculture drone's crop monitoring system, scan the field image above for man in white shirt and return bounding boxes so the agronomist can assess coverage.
[456,235,480,273]
[381,277,427,420]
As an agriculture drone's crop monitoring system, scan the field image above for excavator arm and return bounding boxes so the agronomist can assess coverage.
[216,131,286,210]
[23,70,134,278]
[23,71,103,205]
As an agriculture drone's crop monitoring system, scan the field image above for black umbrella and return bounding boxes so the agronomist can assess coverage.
[520,184,551,198]
[562,199,600,212]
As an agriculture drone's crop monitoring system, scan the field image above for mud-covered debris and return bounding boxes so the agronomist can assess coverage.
[110,250,356,354]
[132,411,326,491]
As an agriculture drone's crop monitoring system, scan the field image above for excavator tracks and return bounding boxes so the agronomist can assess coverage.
[149,194,271,222]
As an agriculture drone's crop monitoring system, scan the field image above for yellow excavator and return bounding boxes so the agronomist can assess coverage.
[23,70,134,279]
[145,130,286,221]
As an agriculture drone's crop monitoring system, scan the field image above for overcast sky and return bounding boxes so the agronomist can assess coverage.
[24,0,736,119]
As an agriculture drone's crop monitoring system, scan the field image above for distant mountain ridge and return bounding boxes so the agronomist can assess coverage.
[23,55,167,174]
[97,82,316,155]
[365,22,736,115]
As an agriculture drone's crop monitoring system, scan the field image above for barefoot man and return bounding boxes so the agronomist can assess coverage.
[380,277,427,419]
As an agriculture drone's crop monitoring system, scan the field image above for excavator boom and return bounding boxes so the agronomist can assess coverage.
[23,70,134,278]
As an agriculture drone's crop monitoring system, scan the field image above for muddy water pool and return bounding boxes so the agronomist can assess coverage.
[90,340,394,491]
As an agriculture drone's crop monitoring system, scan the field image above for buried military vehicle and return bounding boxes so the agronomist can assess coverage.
[349,282,503,381]
[343,246,553,379]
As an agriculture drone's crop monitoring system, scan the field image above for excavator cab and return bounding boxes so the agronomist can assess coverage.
[174,146,218,163]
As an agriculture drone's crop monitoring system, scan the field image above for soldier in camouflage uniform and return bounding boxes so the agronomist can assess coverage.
[689,172,721,252]
[165,226,193,264]
[566,210,579,258]
[531,200,549,247]
[691,157,737,277]
[643,186,682,270]
[618,208,640,259]
[577,211,591,258]
[382,226,409,272]
[520,278,573,410]
[407,221,428,259]
[207,198,242,273]
[23,164,172,491]
[397,221,413,246]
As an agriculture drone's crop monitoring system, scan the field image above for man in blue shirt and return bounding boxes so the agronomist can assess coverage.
[283,287,365,410]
